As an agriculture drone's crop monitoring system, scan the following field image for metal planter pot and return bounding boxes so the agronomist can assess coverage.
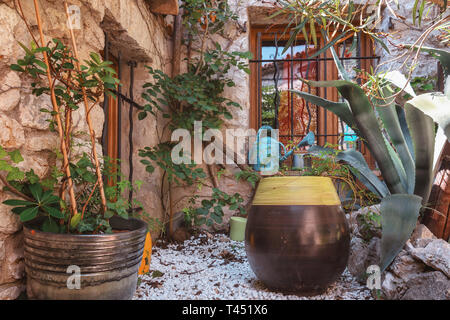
[23,216,147,300]
[245,176,350,295]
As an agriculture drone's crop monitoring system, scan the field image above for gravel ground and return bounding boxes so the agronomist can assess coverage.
[134,233,374,300]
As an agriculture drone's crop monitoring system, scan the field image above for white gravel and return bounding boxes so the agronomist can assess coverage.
[134,233,374,300]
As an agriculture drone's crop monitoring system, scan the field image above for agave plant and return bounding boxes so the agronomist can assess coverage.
[293,47,450,271]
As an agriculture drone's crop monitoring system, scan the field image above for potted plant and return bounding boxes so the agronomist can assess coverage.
[0,1,148,299]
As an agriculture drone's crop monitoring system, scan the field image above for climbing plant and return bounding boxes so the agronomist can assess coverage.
[138,0,252,232]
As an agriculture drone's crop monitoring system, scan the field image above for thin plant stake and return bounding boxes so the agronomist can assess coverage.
[64,0,107,213]
[32,0,78,216]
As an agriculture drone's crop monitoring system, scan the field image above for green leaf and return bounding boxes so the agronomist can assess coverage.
[43,206,64,219]
[104,210,115,219]
[33,60,48,71]
[17,41,33,55]
[29,183,43,202]
[0,146,7,159]
[42,218,60,233]
[11,206,29,215]
[412,0,420,26]
[396,105,415,160]
[380,194,422,271]
[376,88,415,194]
[320,29,351,80]
[10,64,24,72]
[138,112,147,120]
[6,167,25,181]
[3,199,35,206]
[70,213,82,228]
[0,160,12,172]
[19,206,38,222]
[291,90,359,136]
[405,101,437,205]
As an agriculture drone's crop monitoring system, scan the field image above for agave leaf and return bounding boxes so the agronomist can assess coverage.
[376,88,415,193]
[383,135,408,192]
[290,90,360,136]
[396,105,415,160]
[307,146,389,198]
[320,29,351,81]
[383,70,416,97]
[407,92,450,140]
[380,194,422,271]
[336,149,390,198]
[305,79,406,194]
[404,103,436,205]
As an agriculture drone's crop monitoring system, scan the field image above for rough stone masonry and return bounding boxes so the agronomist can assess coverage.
[0,0,446,300]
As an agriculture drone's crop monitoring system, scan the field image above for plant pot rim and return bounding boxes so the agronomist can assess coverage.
[23,215,147,242]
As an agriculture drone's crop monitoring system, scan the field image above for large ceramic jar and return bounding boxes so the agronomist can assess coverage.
[245,176,350,295]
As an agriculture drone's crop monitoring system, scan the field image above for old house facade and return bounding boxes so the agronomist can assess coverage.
[0,0,446,299]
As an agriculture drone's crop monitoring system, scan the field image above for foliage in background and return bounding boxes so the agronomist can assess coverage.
[138,0,250,231]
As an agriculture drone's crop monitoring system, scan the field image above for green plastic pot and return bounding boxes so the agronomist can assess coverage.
[229,217,247,241]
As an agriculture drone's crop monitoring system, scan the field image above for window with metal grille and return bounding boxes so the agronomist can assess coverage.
[249,26,380,167]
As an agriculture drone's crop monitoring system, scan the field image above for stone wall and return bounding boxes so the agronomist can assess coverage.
[0,0,447,300]
[0,0,171,299]
[375,1,446,78]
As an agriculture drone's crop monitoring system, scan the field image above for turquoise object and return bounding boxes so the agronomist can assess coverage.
[248,126,315,174]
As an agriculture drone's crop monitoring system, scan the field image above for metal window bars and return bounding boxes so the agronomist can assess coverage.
[250,30,380,153]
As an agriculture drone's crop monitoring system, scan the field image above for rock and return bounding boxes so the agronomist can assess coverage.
[72,104,104,139]
[0,232,24,285]
[0,4,21,63]
[349,204,382,239]
[18,94,52,130]
[381,271,405,300]
[16,152,51,178]
[0,199,22,235]
[0,89,20,112]
[402,271,450,300]
[24,132,58,152]
[410,239,450,278]
[414,238,435,249]
[0,283,24,300]
[0,71,21,92]
[0,114,25,149]
[410,224,436,246]
[348,236,380,282]
[390,250,425,282]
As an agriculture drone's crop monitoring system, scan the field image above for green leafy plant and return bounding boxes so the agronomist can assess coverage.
[2,33,148,234]
[357,208,382,242]
[183,189,245,228]
[234,169,261,189]
[136,0,252,231]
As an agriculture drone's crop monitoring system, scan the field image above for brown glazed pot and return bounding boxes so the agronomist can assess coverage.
[245,176,350,295]
[23,216,147,300]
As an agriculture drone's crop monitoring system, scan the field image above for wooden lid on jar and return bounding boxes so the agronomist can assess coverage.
[252,176,341,206]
